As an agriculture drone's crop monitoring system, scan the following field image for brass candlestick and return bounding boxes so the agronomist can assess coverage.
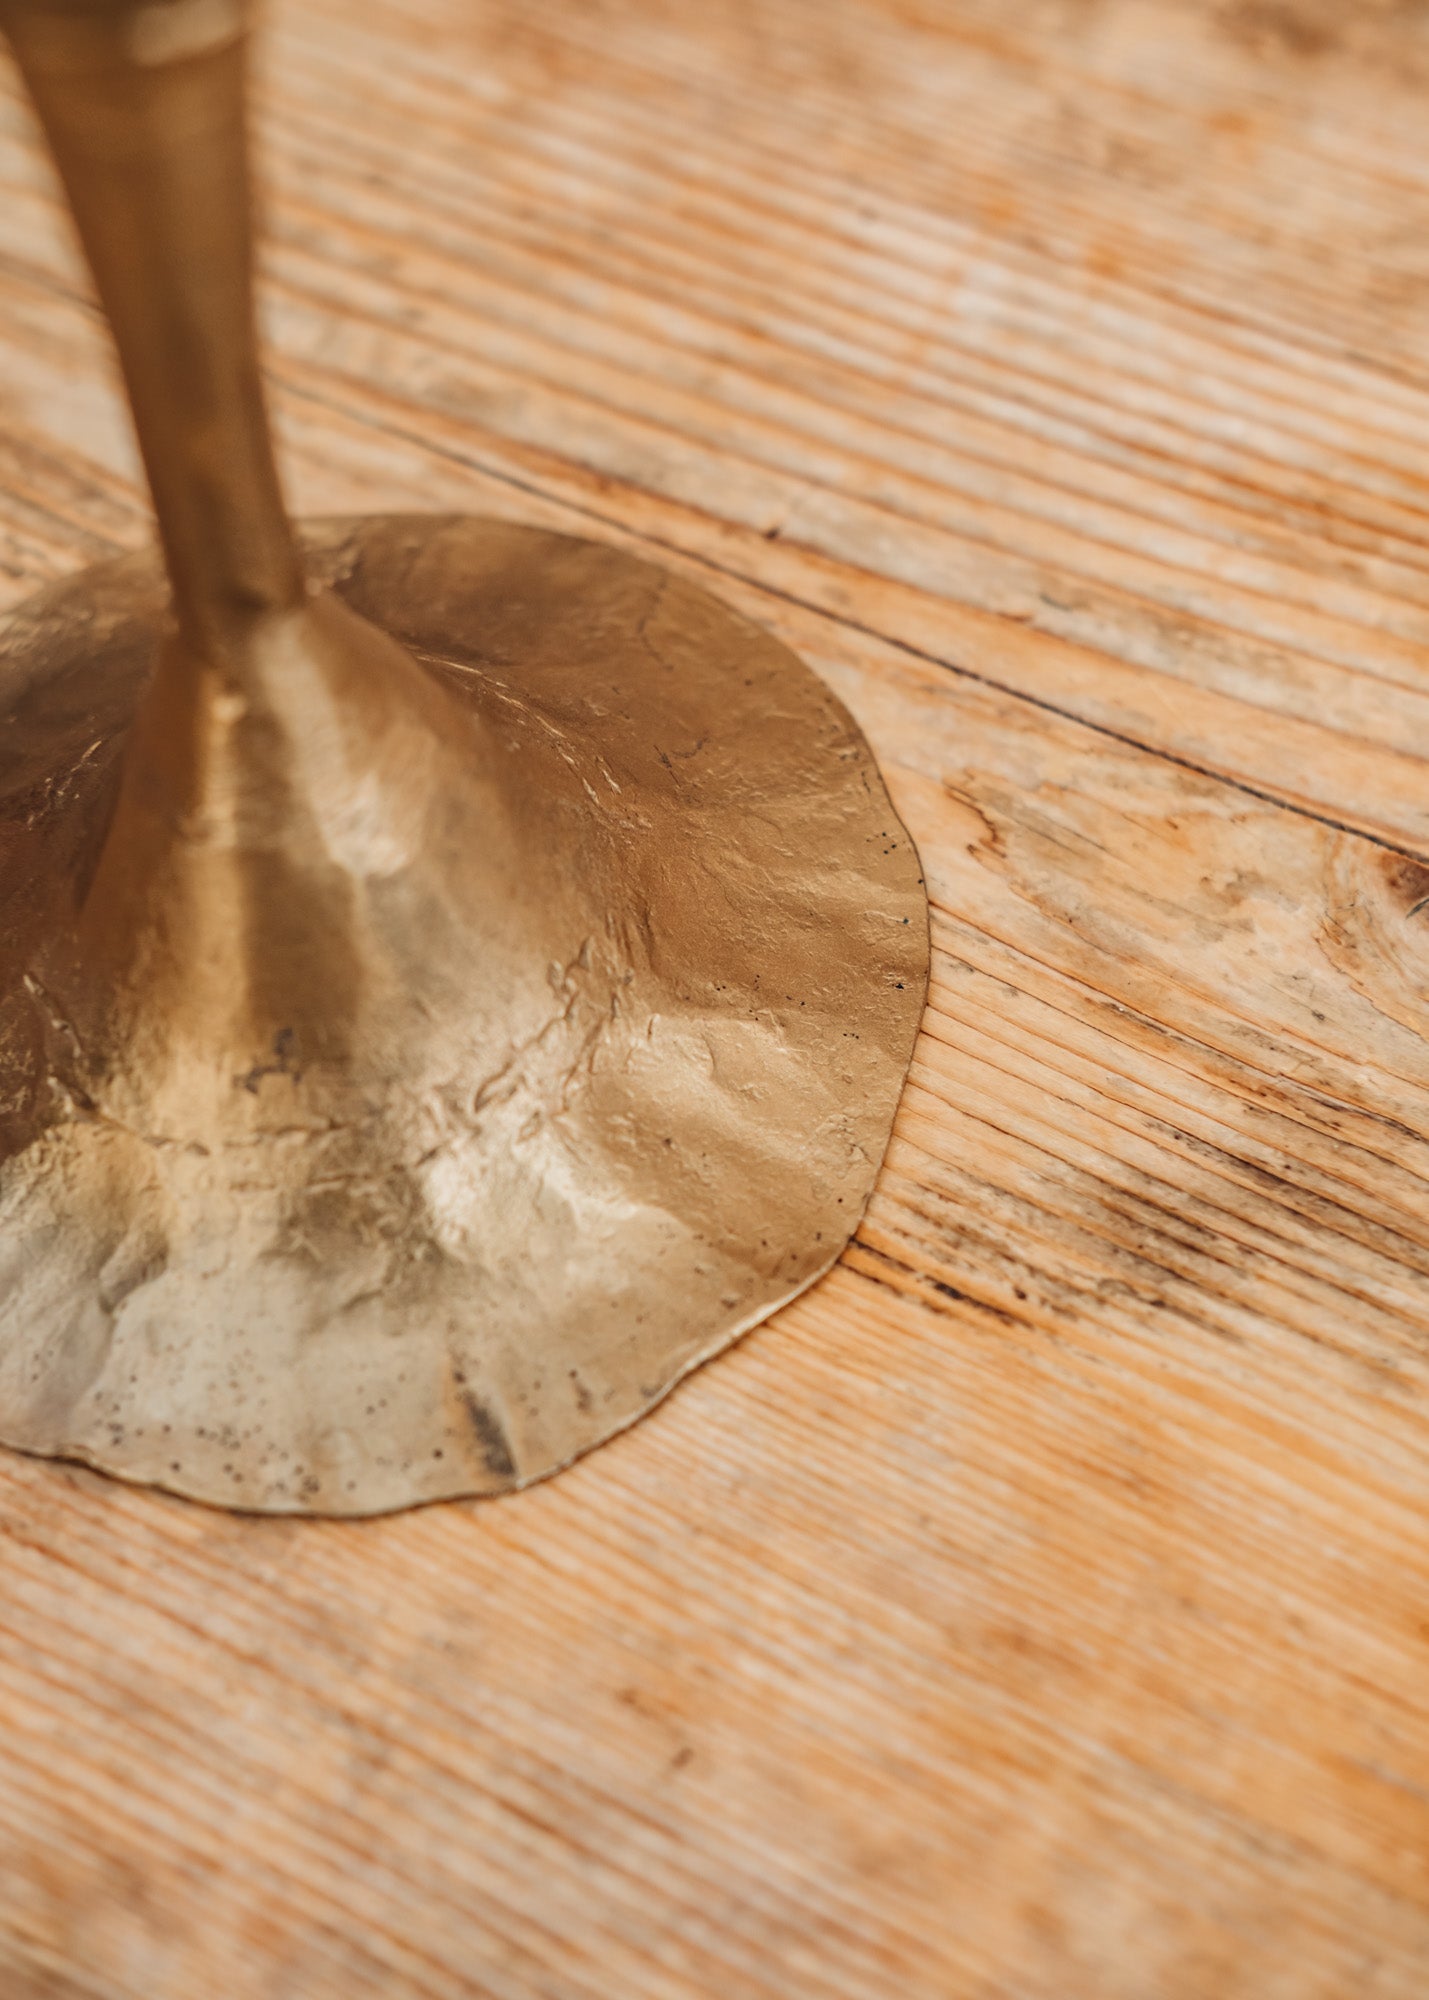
[0,0,927,1515]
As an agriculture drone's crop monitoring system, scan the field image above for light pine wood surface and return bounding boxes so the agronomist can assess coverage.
[3,1,1429,1993]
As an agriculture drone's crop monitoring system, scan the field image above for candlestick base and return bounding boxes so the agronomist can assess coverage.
[0,516,926,1515]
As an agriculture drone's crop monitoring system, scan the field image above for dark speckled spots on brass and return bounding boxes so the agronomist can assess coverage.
[461,1394,517,1482]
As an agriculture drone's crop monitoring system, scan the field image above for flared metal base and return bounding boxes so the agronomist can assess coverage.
[0,517,927,1515]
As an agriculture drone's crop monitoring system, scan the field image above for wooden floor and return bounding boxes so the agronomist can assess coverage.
[3,0,1429,1992]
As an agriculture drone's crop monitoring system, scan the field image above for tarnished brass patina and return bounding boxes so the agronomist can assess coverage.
[0,0,928,1513]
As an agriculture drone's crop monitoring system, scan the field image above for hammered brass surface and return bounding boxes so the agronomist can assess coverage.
[0,518,928,1512]
[0,0,926,1514]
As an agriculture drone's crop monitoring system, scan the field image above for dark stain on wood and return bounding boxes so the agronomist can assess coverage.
[1380,852,1429,924]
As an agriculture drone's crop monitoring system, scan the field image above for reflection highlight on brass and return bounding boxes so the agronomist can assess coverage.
[0,0,928,1514]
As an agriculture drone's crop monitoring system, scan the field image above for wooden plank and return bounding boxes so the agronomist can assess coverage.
[5,568,1429,1997]
[1,1,1428,1994]
[9,0,1429,842]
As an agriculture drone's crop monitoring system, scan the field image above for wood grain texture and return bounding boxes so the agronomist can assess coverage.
[1,0,1429,1993]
